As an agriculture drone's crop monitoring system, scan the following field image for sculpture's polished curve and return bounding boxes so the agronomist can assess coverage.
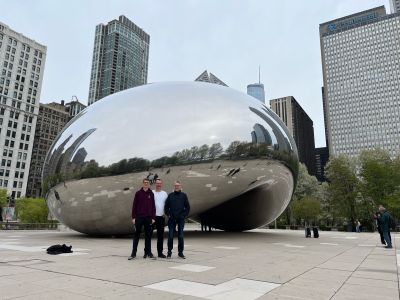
[43,82,299,235]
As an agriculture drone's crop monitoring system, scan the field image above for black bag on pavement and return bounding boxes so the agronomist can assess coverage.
[46,244,73,255]
[313,227,319,238]
[305,227,311,238]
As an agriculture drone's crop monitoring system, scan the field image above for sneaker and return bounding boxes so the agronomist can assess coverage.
[167,253,172,259]
[143,254,148,259]
[385,246,393,249]
[178,253,186,259]
[147,253,155,259]
[158,253,167,258]
[128,255,136,260]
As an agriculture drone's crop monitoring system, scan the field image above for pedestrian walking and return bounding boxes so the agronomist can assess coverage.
[377,205,392,249]
[356,220,361,233]
[153,178,168,258]
[164,181,190,259]
[128,179,156,260]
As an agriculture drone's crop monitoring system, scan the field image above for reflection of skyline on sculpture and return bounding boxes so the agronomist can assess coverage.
[43,82,298,234]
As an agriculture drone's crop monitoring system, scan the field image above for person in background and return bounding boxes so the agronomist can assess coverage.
[377,205,392,249]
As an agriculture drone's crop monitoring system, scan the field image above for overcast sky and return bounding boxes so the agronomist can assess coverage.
[0,0,390,147]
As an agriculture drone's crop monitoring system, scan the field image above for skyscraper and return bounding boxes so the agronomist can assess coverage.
[26,102,69,197]
[247,67,266,103]
[0,22,46,199]
[247,83,265,103]
[270,96,316,175]
[315,147,329,182]
[195,70,228,86]
[390,0,400,13]
[88,16,150,105]
[320,6,400,158]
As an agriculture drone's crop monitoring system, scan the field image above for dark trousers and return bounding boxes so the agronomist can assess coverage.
[383,230,392,247]
[168,217,185,254]
[378,227,391,244]
[131,217,152,256]
[378,227,385,244]
[155,216,165,255]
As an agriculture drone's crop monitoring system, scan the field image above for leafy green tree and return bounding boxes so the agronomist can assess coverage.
[0,189,7,221]
[359,149,400,221]
[291,196,321,226]
[280,163,321,225]
[292,164,320,201]
[325,155,360,231]
[0,189,7,209]
[15,198,49,223]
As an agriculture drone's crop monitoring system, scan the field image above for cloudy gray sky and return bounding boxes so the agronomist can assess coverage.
[0,0,390,147]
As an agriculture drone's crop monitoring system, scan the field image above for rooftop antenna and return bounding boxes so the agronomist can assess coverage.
[258,66,261,84]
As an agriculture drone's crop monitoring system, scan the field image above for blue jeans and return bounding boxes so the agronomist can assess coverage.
[383,231,392,247]
[168,217,185,254]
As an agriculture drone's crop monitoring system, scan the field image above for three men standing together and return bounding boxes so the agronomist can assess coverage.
[129,178,190,260]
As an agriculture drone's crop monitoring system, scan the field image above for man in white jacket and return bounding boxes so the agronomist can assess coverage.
[153,179,168,258]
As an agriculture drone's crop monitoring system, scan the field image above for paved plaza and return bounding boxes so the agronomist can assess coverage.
[0,225,398,300]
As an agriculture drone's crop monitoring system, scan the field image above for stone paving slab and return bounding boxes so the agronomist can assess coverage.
[0,226,398,299]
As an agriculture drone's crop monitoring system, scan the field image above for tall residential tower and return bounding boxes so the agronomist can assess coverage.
[0,22,46,198]
[390,0,400,13]
[320,6,400,158]
[88,16,150,105]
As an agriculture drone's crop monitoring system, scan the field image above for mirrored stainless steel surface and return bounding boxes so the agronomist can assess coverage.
[43,82,299,235]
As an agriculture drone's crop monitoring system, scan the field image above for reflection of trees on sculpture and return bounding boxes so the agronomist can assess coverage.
[43,120,298,191]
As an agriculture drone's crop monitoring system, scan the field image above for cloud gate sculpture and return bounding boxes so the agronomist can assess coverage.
[43,82,299,235]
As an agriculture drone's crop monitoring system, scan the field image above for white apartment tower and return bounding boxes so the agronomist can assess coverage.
[0,22,46,199]
[320,6,400,158]
[390,0,400,13]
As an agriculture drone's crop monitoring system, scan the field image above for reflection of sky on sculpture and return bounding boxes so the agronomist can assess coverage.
[52,83,272,165]
[49,82,283,166]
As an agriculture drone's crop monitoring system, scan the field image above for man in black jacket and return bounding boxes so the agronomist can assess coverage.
[164,180,190,259]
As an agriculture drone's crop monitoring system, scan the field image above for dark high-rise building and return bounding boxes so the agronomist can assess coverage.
[26,102,69,197]
[315,147,329,182]
[88,16,150,105]
[270,96,316,175]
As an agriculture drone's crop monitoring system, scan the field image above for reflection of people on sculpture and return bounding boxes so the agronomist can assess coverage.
[200,215,212,232]
[128,179,156,260]
[165,181,190,259]
[153,178,168,258]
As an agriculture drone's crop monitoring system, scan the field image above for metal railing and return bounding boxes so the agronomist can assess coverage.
[0,222,59,230]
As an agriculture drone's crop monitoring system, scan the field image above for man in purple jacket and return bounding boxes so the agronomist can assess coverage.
[128,178,156,260]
